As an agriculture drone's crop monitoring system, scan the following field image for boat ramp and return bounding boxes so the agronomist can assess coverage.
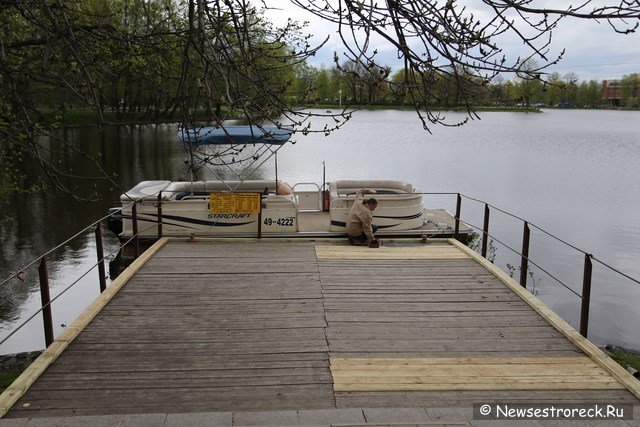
[0,238,638,425]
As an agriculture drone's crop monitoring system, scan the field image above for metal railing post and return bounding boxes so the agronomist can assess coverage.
[157,192,163,239]
[257,194,262,239]
[454,193,461,240]
[520,221,530,288]
[38,257,54,347]
[132,202,140,259]
[481,203,490,258]
[580,254,593,337]
[95,224,107,293]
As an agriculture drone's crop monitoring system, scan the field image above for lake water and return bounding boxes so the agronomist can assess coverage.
[1,109,639,354]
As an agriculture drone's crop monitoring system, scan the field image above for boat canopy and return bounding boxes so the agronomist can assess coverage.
[178,125,292,146]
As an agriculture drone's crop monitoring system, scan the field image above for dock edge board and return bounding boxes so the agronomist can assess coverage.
[0,237,169,418]
[448,238,640,401]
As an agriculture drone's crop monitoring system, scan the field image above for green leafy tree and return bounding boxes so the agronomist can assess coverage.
[620,73,640,107]
[515,61,543,106]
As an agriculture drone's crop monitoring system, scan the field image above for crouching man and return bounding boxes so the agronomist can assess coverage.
[346,189,378,246]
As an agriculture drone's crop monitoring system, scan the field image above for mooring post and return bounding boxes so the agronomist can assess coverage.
[481,203,490,258]
[95,224,107,293]
[157,192,163,239]
[454,193,461,240]
[520,221,530,288]
[132,202,140,259]
[38,257,54,347]
[580,253,593,337]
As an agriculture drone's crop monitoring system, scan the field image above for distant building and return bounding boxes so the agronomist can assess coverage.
[601,80,621,106]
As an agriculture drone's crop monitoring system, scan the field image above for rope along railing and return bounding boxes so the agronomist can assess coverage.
[0,224,151,347]
[0,199,139,289]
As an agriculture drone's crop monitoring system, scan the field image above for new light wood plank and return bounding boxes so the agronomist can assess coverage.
[331,357,593,366]
[334,382,625,392]
[330,356,625,392]
[315,245,470,260]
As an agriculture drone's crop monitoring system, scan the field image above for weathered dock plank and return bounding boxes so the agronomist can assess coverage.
[4,240,335,417]
[2,238,638,419]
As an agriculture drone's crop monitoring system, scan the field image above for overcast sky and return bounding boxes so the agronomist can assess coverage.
[264,2,640,82]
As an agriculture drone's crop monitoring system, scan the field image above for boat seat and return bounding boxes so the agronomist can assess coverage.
[175,191,209,200]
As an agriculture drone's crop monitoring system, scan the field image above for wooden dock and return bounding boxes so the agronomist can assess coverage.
[1,238,639,420]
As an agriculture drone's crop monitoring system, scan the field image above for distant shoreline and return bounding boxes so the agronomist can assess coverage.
[38,105,639,128]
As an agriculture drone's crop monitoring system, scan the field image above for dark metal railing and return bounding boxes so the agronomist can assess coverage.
[431,192,640,338]
[0,196,156,350]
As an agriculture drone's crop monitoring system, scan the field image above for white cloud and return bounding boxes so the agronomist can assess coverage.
[262,1,640,80]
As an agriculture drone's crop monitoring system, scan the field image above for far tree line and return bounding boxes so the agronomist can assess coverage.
[42,58,640,122]
[46,58,640,118]
[290,63,640,109]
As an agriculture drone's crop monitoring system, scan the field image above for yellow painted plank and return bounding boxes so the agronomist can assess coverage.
[448,238,640,401]
[0,238,168,419]
[315,244,469,260]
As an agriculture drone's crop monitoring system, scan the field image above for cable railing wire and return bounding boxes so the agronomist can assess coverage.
[0,189,171,289]
[0,222,158,348]
[591,256,640,286]
[456,216,583,299]
[459,194,588,254]
[345,190,640,289]
[454,193,640,287]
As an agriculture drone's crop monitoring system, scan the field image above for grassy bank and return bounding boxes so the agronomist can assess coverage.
[34,103,640,128]
[0,371,21,393]
[605,345,640,374]
[0,351,42,393]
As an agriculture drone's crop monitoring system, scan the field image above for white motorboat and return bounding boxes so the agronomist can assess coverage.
[108,178,468,239]
[107,125,470,240]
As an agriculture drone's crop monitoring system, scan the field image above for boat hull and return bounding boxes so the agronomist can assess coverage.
[328,180,424,232]
[113,180,436,239]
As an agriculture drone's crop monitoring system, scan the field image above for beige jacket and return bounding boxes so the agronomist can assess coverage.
[346,189,375,240]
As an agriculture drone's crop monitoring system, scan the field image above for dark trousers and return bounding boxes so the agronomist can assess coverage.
[350,224,378,244]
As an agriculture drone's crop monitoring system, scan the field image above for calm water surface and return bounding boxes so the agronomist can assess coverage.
[1,109,639,354]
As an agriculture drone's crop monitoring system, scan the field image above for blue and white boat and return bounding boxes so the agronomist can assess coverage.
[108,125,467,240]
